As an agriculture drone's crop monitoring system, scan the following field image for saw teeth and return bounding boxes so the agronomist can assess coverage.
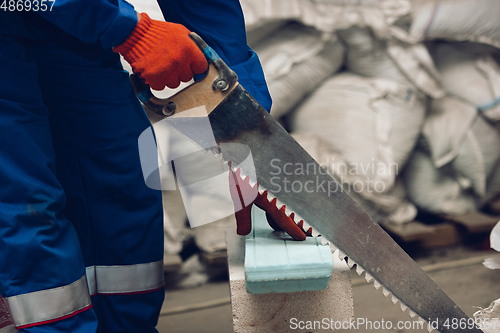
[326,241,336,251]
[248,177,257,188]
[338,250,347,261]
[302,220,312,231]
[293,213,305,226]
[310,228,320,238]
[400,303,408,312]
[275,198,286,212]
[284,205,294,217]
[347,258,356,269]
[355,265,364,275]
[365,271,435,330]
[239,172,248,181]
[265,191,276,203]
[257,185,266,195]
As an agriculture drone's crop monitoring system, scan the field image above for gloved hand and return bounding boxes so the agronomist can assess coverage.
[229,168,311,241]
[114,13,208,90]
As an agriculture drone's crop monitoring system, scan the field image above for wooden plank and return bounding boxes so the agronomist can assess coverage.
[418,222,464,248]
[382,220,466,249]
[200,250,228,266]
[163,254,182,273]
[244,206,334,294]
[381,220,435,243]
[442,212,500,234]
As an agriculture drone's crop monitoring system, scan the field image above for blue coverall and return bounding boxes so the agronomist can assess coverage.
[0,1,271,332]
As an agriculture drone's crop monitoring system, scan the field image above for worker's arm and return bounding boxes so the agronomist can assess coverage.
[11,0,208,90]
[156,0,272,111]
[16,0,139,49]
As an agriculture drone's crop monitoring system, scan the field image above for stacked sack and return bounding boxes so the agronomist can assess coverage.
[404,43,500,215]
[243,0,432,224]
[400,0,500,216]
[289,74,424,224]
[250,22,345,119]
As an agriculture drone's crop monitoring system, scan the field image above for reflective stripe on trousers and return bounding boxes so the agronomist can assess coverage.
[86,260,164,296]
[4,260,164,329]
[4,276,91,329]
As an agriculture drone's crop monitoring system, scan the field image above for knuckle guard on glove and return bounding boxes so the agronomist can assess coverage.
[114,13,208,90]
[229,168,308,241]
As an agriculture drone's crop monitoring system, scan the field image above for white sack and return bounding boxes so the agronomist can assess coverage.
[267,42,345,119]
[422,96,477,168]
[491,221,500,252]
[338,26,444,98]
[473,298,500,333]
[252,23,327,83]
[430,43,500,122]
[453,117,500,202]
[252,22,345,119]
[289,74,426,224]
[291,73,427,176]
[241,0,412,37]
[403,149,478,215]
[410,0,500,49]
[423,96,500,201]
[291,132,417,224]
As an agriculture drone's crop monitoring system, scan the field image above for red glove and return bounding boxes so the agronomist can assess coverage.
[114,13,208,90]
[229,169,312,241]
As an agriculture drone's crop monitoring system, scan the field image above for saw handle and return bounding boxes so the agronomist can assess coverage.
[130,32,238,117]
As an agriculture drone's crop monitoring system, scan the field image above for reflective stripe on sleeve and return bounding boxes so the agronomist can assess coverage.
[86,260,164,295]
[5,275,91,329]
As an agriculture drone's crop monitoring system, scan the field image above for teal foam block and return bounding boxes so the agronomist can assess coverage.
[245,206,334,294]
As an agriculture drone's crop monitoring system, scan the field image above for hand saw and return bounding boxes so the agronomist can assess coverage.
[131,33,483,333]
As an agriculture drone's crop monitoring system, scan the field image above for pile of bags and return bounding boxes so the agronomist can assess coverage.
[243,0,500,224]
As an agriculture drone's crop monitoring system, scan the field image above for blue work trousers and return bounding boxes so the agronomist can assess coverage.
[0,33,164,332]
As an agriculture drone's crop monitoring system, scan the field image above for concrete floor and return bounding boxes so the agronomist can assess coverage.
[157,246,500,333]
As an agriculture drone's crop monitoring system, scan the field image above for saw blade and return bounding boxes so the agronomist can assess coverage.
[203,85,483,333]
